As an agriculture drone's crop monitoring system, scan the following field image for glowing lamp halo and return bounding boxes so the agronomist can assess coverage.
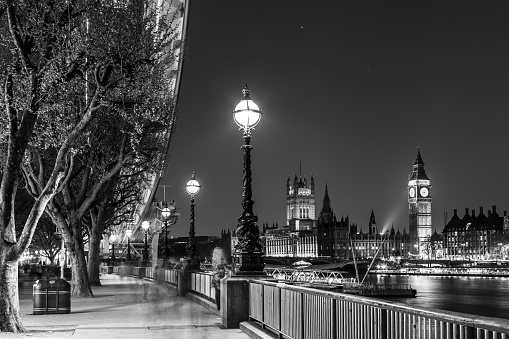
[186,172,201,196]
[232,85,262,134]
[161,207,172,219]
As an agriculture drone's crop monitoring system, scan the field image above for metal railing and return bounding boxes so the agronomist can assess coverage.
[265,267,356,285]
[102,264,208,298]
[249,280,509,339]
[165,269,178,284]
[190,271,215,300]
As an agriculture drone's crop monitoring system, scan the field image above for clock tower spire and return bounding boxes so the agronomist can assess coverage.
[408,147,432,258]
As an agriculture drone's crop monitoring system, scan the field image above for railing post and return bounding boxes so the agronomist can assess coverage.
[465,326,477,339]
[380,308,388,339]
[177,269,191,296]
[332,299,337,339]
[300,291,305,338]
[221,277,250,328]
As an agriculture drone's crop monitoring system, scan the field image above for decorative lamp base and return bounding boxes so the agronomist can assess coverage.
[233,251,265,275]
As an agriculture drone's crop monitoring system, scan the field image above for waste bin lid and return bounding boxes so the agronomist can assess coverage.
[33,278,71,290]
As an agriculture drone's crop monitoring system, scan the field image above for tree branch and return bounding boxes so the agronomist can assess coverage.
[6,3,34,73]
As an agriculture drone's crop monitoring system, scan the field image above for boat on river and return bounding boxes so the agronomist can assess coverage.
[342,282,417,297]
[344,236,417,297]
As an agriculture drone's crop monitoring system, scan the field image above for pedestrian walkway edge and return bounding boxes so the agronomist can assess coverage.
[240,322,278,339]
[186,291,220,315]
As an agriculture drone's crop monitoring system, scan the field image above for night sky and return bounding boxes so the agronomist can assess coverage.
[157,1,509,238]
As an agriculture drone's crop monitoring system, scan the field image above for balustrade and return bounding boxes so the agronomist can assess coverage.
[100,264,509,338]
[249,280,509,339]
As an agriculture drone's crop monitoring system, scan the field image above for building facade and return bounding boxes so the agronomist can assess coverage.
[442,206,509,260]
[262,173,414,260]
[408,148,432,257]
[263,228,318,258]
[349,211,411,260]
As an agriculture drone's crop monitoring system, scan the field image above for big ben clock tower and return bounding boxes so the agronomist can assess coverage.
[408,148,432,257]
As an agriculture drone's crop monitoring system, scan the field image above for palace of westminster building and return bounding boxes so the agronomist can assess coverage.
[261,149,509,261]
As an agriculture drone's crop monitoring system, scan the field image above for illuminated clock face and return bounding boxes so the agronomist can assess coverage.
[409,187,415,198]
[420,187,429,197]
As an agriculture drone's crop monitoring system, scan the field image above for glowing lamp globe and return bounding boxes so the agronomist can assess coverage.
[126,229,132,238]
[161,207,172,220]
[186,172,201,196]
[232,85,262,133]
[141,221,150,231]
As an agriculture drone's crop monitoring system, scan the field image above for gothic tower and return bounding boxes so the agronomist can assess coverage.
[408,147,432,256]
[317,184,336,256]
[286,174,316,233]
[369,210,377,235]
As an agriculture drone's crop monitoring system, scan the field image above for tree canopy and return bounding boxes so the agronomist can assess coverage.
[0,0,183,332]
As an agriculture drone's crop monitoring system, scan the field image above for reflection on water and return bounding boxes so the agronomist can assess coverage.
[367,274,509,320]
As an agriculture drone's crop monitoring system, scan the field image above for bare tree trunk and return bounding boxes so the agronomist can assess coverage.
[69,236,93,297]
[88,224,103,286]
[0,259,26,332]
[88,201,107,286]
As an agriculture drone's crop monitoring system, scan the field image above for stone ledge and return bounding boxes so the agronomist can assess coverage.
[185,292,219,315]
[240,321,278,339]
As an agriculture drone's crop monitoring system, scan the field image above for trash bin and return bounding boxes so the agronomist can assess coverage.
[33,278,71,315]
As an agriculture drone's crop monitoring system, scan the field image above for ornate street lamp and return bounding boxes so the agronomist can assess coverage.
[141,221,150,264]
[161,205,175,259]
[110,234,117,261]
[185,172,201,269]
[126,229,133,261]
[232,85,264,274]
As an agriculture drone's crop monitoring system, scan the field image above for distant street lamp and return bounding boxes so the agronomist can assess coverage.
[232,85,264,274]
[126,229,133,261]
[141,221,150,264]
[161,205,174,260]
[110,234,117,261]
[185,172,200,269]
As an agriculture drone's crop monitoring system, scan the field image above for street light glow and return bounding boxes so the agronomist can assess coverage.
[141,221,150,231]
[186,172,201,196]
[232,85,262,134]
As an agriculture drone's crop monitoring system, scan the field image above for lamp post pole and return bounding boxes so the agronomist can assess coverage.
[161,206,174,260]
[110,234,116,262]
[232,85,264,274]
[126,229,132,261]
[142,221,150,265]
[165,218,169,258]
[185,172,201,269]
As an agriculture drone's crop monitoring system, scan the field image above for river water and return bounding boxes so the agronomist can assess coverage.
[365,274,509,320]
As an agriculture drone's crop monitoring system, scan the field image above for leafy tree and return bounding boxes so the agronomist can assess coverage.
[87,148,167,285]
[0,0,181,332]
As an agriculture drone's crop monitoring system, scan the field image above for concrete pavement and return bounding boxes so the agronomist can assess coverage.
[3,273,251,339]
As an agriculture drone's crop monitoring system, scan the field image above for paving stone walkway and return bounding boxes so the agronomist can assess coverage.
[2,274,250,339]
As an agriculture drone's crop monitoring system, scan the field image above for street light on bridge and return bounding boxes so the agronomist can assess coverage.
[232,85,264,274]
[125,229,133,261]
[185,172,200,269]
[161,204,176,260]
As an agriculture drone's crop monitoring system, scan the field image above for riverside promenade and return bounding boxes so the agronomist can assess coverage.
[5,273,250,339]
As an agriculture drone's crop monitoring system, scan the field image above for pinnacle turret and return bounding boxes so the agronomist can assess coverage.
[322,183,331,211]
[409,147,430,180]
